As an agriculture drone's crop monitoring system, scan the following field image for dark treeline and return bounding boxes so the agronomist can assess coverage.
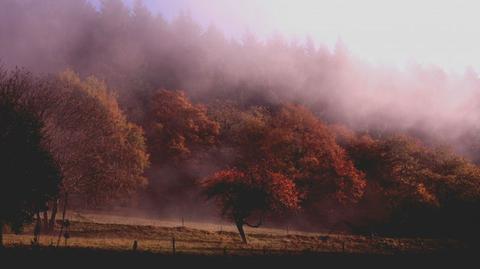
[1,0,480,242]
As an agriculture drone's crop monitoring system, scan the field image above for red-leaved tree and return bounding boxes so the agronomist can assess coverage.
[205,103,366,241]
[202,166,299,243]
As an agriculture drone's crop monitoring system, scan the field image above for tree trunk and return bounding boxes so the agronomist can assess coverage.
[33,211,43,244]
[48,199,58,231]
[56,193,68,247]
[235,219,247,244]
[61,193,68,223]
[36,212,41,224]
[43,210,49,231]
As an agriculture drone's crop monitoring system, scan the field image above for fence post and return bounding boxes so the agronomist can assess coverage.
[172,236,176,255]
[33,219,41,246]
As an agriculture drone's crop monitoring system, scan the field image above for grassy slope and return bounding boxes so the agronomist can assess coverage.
[2,211,467,256]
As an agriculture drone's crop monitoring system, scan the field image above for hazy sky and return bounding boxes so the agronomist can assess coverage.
[93,0,480,73]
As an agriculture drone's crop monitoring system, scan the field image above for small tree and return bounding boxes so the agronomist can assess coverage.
[202,167,299,243]
[0,72,60,246]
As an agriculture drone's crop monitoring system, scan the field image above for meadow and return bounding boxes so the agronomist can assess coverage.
[2,211,466,256]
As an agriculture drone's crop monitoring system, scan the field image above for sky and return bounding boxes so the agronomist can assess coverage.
[92,0,480,73]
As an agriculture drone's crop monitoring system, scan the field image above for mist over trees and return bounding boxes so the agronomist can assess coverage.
[1,0,480,242]
[142,89,219,216]
[2,0,480,150]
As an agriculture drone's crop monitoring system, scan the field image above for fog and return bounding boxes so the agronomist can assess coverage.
[1,0,480,225]
[105,0,480,72]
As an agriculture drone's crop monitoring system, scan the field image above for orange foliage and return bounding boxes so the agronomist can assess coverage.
[202,166,299,222]
[255,105,365,205]
[206,103,366,226]
[341,131,480,236]
[44,70,150,206]
[145,89,219,164]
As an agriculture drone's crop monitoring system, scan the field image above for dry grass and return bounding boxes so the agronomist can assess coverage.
[2,211,466,256]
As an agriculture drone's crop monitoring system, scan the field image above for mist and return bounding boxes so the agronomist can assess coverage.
[2,0,480,227]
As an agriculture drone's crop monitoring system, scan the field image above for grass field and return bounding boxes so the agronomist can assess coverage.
[2,211,468,257]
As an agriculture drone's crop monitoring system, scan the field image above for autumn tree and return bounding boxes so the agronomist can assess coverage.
[206,103,366,236]
[144,89,219,163]
[0,69,61,246]
[202,167,299,243]
[336,129,480,237]
[262,105,366,207]
[143,90,219,214]
[34,70,149,229]
[378,136,480,237]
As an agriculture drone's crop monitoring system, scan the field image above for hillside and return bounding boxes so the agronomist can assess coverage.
[2,212,466,256]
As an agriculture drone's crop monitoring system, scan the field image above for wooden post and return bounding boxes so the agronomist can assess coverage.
[172,236,176,255]
[342,241,345,253]
[417,239,425,252]
[132,240,138,251]
[33,218,41,246]
[48,199,59,232]
[63,222,70,248]
[62,220,70,248]
[56,193,69,247]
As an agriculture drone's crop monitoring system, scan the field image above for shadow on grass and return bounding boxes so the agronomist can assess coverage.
[0,245,476,268]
